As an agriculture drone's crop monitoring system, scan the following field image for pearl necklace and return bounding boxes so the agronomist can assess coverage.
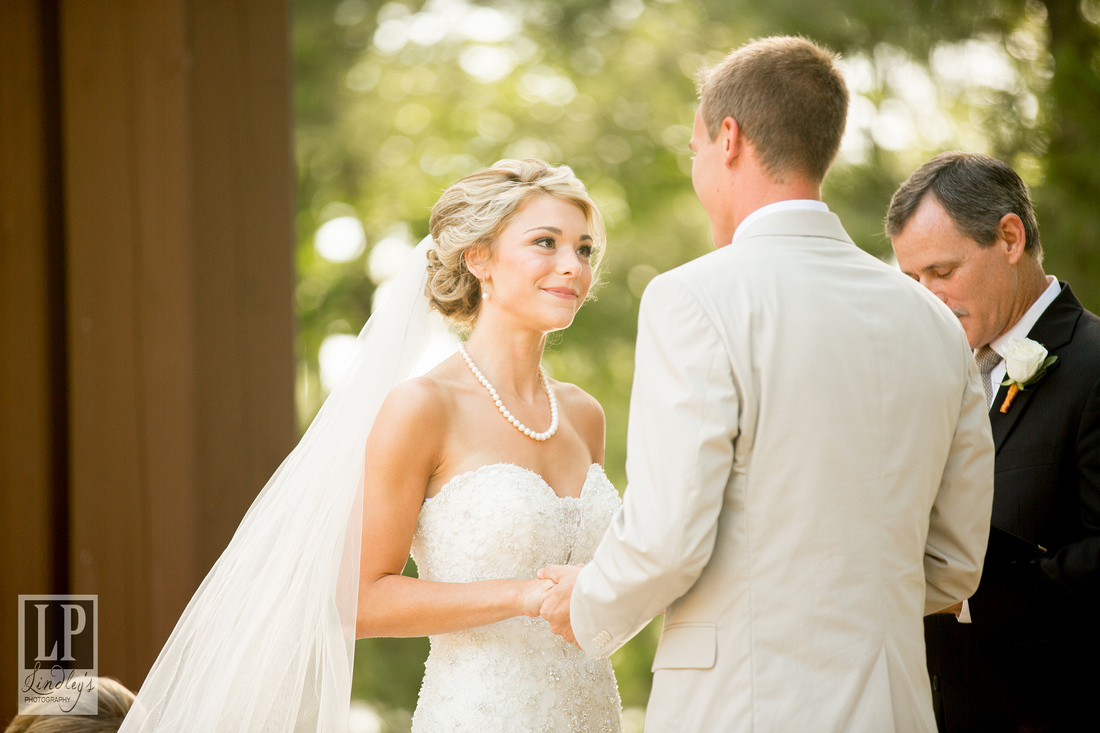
[458,343,559,441]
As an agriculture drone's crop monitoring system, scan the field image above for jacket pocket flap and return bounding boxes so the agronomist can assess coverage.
[650,623,717,671]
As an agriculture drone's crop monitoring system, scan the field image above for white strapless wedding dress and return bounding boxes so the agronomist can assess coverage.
[409,462,623,732]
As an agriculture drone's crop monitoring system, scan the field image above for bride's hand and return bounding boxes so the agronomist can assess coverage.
[521,578,556,617]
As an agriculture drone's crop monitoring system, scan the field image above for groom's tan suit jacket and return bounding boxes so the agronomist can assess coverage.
[571,209,995,732]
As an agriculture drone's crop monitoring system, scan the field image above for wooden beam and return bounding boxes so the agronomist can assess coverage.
[190,0,297,571]
[0,0,67,722]
[0,1,295,709]
[58,0,198,689]
[56,0,296,691]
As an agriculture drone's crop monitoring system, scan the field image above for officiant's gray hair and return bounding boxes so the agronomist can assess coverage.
[697,36,848,185]
[425,158,605,329]
[885,151,1042,259]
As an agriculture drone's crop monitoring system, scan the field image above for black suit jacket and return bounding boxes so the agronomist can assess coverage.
[926,283,1100,732]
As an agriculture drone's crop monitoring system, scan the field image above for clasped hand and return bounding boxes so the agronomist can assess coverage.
[525,563,584,647]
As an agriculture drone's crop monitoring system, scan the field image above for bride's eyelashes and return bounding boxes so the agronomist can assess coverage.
[531,236,595,260]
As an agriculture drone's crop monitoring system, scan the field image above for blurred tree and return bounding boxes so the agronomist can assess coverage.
[1036,0,1100,307]
[291,0,1100,727]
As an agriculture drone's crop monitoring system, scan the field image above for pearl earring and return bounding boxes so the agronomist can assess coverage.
[481,280,489,299]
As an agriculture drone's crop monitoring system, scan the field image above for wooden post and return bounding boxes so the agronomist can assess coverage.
[0,0,296,718]
[0,0,68,719]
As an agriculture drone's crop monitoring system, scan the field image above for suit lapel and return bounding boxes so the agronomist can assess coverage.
[989,377,1045,449]
[990,283,1082,451]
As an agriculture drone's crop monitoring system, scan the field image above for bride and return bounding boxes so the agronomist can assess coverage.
[360,159,622,730]
[120,159,622,732]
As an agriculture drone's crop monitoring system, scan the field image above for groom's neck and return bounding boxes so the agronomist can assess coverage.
[712,148,824,246]
[728,169,822,237]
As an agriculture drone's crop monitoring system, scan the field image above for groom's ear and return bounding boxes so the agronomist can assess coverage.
[721,116,741,165]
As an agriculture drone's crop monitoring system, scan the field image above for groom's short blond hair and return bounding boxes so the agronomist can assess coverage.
[697,36,848,185]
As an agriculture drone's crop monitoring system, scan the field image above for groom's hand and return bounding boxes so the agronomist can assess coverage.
[522,578,557,617]
[538,564,583,648]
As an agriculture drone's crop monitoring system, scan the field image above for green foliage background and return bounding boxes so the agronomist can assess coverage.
[291,0,1100,726]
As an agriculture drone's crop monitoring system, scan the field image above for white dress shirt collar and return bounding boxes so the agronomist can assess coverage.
[730,199,830,246]
[984,276,1061,406]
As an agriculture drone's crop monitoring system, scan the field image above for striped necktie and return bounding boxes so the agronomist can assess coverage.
[975,345,1002,407]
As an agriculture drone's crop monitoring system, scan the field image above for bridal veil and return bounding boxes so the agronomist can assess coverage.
[120,236,455,731]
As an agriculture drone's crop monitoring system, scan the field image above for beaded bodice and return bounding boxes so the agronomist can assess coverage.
[409,462,623,732]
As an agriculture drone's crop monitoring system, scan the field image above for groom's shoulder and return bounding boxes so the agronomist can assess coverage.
[636,248,759,326]
[662,243,755,279]
[648,241,777,298]
[641,253,719,303]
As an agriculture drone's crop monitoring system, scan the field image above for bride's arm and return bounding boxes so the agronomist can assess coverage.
[355,378,550,639]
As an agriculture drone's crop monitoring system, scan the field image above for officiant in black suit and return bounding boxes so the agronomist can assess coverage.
[886,151,1100,732]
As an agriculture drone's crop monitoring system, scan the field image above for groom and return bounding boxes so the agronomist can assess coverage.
[540,36,995,731]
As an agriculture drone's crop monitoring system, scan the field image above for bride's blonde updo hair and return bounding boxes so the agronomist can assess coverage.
[426,158,605,329]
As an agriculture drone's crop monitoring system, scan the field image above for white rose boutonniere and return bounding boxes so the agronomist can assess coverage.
[998,337,1058,413]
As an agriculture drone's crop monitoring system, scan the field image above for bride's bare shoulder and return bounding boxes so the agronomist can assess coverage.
[366,357,466,474]
[552,380,603,417]
[549,379,605,458]
[377,355,466,425]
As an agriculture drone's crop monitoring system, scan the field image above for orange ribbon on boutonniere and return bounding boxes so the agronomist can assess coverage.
[998,337,1058,413]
